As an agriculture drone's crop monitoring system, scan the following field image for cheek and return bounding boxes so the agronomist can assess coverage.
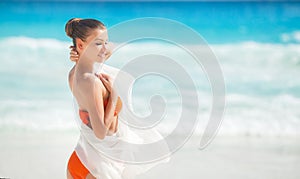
[90,45,100,54]
[95,45,102,52]
[86,46,100,57]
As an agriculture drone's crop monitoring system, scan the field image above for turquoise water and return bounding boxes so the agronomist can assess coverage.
[1,1,300,43]
[0,1,300,136]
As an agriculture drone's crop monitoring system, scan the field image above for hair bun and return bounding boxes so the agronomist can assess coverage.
[65,18,81,38]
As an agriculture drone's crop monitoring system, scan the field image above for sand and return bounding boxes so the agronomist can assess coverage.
[0,131,299,179]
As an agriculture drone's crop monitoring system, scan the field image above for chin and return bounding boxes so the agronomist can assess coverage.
[96,57,105,63]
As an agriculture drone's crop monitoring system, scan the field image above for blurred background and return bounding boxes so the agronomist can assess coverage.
[0,0,299,179]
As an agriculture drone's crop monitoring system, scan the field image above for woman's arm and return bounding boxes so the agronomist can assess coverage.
[104,92,119,134]
[68,65,76,91]
[107,97,122,134]
[82,75,108,139]
[69,47,118,135]
[68,46,78,91]
[81,74,119,139]
[98,73,120,134]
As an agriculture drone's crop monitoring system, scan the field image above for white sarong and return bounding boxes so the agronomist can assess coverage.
[74,64,170,179]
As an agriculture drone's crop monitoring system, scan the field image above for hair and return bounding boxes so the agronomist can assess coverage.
[65,18,106,47]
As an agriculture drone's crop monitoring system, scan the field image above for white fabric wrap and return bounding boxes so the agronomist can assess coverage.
[74,64,170,179]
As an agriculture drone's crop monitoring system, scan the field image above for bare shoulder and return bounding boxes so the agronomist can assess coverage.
[79,73,105,94]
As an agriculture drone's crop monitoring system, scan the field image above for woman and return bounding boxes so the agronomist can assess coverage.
[65,18,122,179]
[66,18,170,179]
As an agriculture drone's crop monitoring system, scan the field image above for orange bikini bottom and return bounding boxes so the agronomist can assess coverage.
[68,151,90,179]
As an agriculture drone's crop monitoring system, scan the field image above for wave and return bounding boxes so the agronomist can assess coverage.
[0,99,76,132]
[0,36,299,137]
[0,36,71,71]
[216,93,300,137]
[281,31,300,43]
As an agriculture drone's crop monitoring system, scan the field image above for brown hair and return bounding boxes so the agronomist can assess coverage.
[65,18,106,47]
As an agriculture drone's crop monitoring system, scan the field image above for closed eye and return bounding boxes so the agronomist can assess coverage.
[96,42,108,46]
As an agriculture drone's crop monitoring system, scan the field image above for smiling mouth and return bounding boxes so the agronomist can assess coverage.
[98,53,106,58]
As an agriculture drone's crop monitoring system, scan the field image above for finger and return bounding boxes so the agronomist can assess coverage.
[70,50,78,55]
[100,73,108,77]
[70,52,78,56]
[99,73,112,82]
[100,79,110,89]
[100,78,111,89]
[70,54,79,59]
[96,73,102,79]
[100,73,111,80]
[70,57,79,62]
[100,78,108,84]
[98,75,107,83]
[70,54,79,58]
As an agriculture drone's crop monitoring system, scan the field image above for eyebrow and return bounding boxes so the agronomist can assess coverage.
[95,38,107,41]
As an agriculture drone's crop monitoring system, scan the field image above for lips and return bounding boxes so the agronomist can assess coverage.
[98,53,106,58]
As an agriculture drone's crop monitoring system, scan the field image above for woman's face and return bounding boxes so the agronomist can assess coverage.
[83,28,110,63]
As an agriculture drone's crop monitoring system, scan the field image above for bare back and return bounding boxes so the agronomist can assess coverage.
[68,66,109,111]
[68,65,120,137]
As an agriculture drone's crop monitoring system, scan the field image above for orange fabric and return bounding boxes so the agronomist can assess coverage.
[79,110,90,125]
[79,98,120,125]
[68,151,90,179]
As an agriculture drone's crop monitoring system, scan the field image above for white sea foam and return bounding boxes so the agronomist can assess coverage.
[0,99,76,132]
[0,37,299,137]
[280,31,300,43]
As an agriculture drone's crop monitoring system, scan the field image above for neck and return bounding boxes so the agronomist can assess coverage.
[76,56,94,74]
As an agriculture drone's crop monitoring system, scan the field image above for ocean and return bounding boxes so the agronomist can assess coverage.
[0,1,300,137]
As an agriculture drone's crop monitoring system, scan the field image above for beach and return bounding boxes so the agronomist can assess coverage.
[1,131,299,179]
[138,136,300,179]
[1,1,300,179]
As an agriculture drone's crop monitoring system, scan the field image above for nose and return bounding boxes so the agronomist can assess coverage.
[102,43,107,51]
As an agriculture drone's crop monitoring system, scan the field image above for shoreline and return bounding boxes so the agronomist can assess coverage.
[0,131,299,179]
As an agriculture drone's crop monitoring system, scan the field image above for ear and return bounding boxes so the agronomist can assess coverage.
[75,38,85,53]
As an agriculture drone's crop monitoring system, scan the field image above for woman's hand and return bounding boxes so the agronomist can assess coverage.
[98,73,117,98]
[69,46,79,63]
